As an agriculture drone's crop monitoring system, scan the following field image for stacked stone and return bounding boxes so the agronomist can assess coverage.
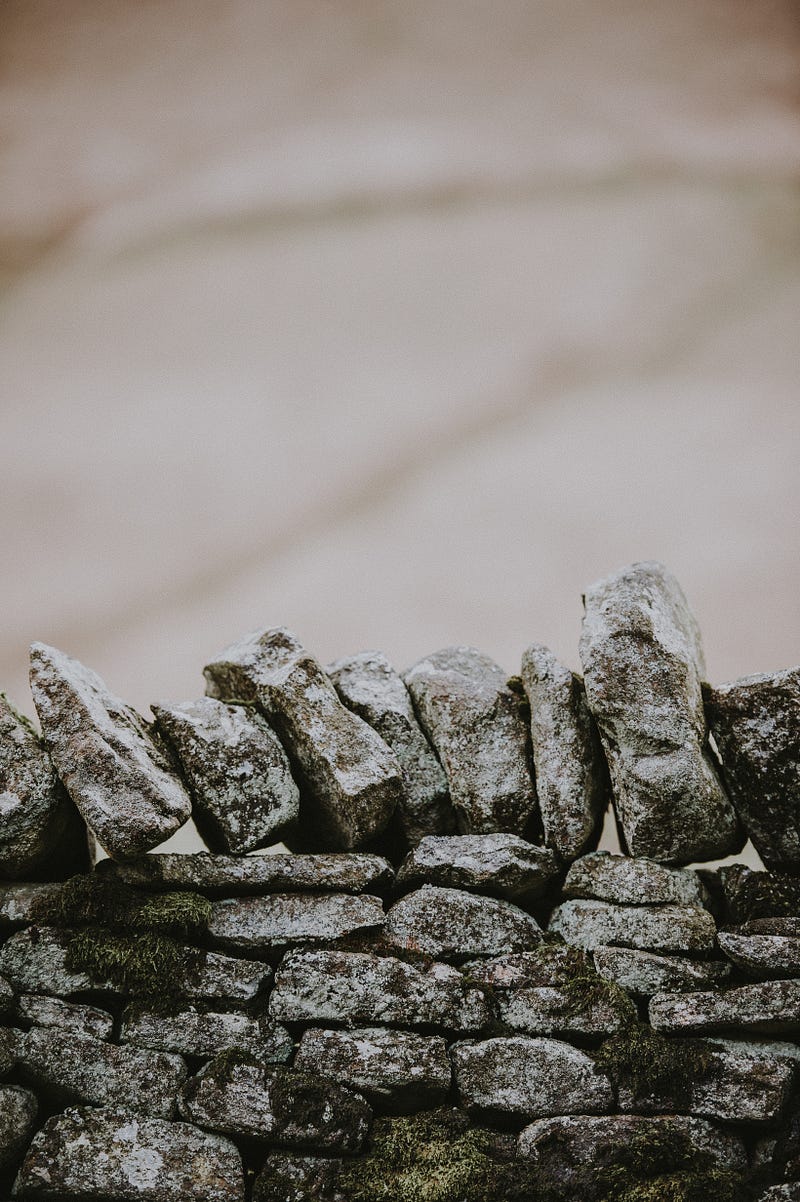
[0,560,797,1202]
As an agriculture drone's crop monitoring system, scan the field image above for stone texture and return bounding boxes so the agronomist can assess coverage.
[0,974,14,1016]
[758,1188,800,1201]
[714,865,800,924]
[705,667,800,872]
[269,948,490,1033]
[121,1007,293,1062]
[385,884,541,960]
[549,898,716,953]
[204,627,402,850]
[702,1037,800,1066]
[395,834,559,902]
[29,643,191,859]
[404,646,537,835]
[252,1154,341,1202]
[451,1035,613,1120]
[520,643,608,861]
[592,945,731,997]
[564,851,708,907]
[15,994,114,1041]
[579,561,740,863]
[650,979,800,1036]
[153,698,300,854]
[208,892,385,953]
[13,1105,244,1201]
[718,931,800,977]
[294,1026,451,1111]
[0,1086,37,1171]
[0,883,62,930]
[0,1027,18,1077]
[328,650,454,844]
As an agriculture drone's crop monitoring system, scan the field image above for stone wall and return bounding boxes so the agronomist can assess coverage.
[0,561,798,1201]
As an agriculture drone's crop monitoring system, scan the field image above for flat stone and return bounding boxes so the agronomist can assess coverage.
[121,1007,293,1062]
[404,646,537,835]
[16,994,114,1041]
[269,949,490,1033]
[564,851,708,907]
[395,834,559,903]
[718,931,800,977]
[579,561,740,863]
[520,644,608,861]
[208,892,385,954]
[739,918,800,937]
[451,1035,613,1120]
[29,643,191,859]
[100,850,394,896]
[385,884,541,960]
[204,627,402,850]
[13,1105,244,1201]
[328,650,454,844]
[549,898,716,953]
[294,1026,451,1111]
[252,1154,341,1202]
[0,1086,37,1172]
[16,1025,186,1118]
[705,667,800,872]
[179,1060,371,1152]
[593,945,730,997]
[650,980,800,1036]
[0,882,62,930]
[702,1037,800,1066]
[152,698,299,855]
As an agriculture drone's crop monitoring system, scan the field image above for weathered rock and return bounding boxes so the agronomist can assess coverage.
[180,1059,371,1152]
[15,994,114,1041]
[718,931,800,978]
[705,667,800,873]
[451,1035,613,1120]
[404,646,537,835]
[121,1007,293,1062]
[520,644,608,860]
[758,1187,800,1201]
[0,1027,18,1076]
[385,884,541,961]
[0,882,62,930]
[714,864,800,924]
[100,850,394,896]
[252,1154,342,1202]
[592,945,731,997]
[395,834,559,903]
[328,651,454,844]
[294,1026,451,1111]
[579,561,740,863]
[152,698,300,854]
[0,974,13,1016]
[702,1037,800,1066]
[0,1086,37,1171]
[204,628,402,850]
[650,980,800,1036]
[16,1026,186,1118]
[29,643,191,859]
[13,1105,244,1201]
[549,898,716,953]
[269,949,490,1033]
[208,892,385,954]
[739,918,800,937]
[564,851,708,907]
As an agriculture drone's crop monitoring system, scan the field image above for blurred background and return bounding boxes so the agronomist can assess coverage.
[1,2,798,822]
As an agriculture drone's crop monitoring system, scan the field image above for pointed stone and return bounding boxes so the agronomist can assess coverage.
[520,644,608,860]
[579,561,740,863]
[29,643,191,859]
[385,884,542,960]
[120,1007,292,1062]
[204,628,402,850]
[650,979,800,1036]
[549,898,716,953]
[15,995,114,1041]
[395,833,559,903]
[564,852,709,907]
[592,946,730,997]
[705,667,800,873]
[0,1086,37,1172]
[404,646,537,835]
[717,931,800,978]
[153,698,299,854]
[207,892,385,954]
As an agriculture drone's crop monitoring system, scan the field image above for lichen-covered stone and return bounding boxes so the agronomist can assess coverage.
[705,667,800,873]
[29,643,191,859]
[328,651,454,845]
[758,1187,800,1201]
[549,898,716,953]
[0,1027,18,1076]
[0,1086,37,1171]
[152,698,299,854]
[404,646,537,835]
[520,644,608,861]
[204,628,402,850]
[451,1035,613,1120]
[121,1007,293,1062]
[13,1105,244,1201]
[0,882,62,930]
[592,945,731,997]
[564,851,709,907]
[702,1037,800,1066]
[650,979,800,1036]
[717,931,800,978]
[395,834,559,903]
[385,884,541,961]
[180,1059,372,1152]
[269,949,490,1033]
[714,864,800,924]
[208,892,385,954]
[295,1026,451,1111]
[15,994,114,1041]
[0,974,14,1017]
[252,1153,341,1202]
[579,561,740,863]
[100,850,394,896]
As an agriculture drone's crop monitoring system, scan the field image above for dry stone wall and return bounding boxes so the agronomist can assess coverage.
[0,560,799,1201]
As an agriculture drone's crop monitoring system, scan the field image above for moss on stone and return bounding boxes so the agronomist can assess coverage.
[32,871,211,937]
[594,1126,751,1202]
[731,871,800,922]
[529,939,637,1021]
[594,1022,712,1104]
[65,928,202,1005]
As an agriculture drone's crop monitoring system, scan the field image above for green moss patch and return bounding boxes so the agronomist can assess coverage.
[65,928,204,1005]
[32,871,211,937]
[594,1023,712,1105]
[594,1126,751,1202]
[528,939,637,1020]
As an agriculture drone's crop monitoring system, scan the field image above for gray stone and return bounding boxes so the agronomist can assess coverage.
[650,979,800,1036]
[385,884,541,960]
[520,644,608,861]
[564,851,709,907]
[204,628,402,850]
[718,931,800,977]
[702,1037,800,1066]
[714,865,800,924]
[0,974,13,1016]
[549,898,716,953]
[16,994,114,1041]
[208,892,385,954]
[29,643,191,859]
[253,1154,341,1202]
[294,1026,451,1111]
[705,667,800,873]
[592,945,731,997]
[404,646,537,835]
[0,1028,18,1077]
[328,650,454,844]
[16,1025,186,1118]
[451,1035,613,1120]
[579,561,740,863]
[100,850,394,896]
[13,1105,244,1201]
[121,1007,293,1062]
[740,918,800,937]
[179,1060,371,1152]
[0,882,62,930]
[0,1087,37,1172]
[758,1188,800,1201]
[269,949,490,1033]
[395,833,559,903]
